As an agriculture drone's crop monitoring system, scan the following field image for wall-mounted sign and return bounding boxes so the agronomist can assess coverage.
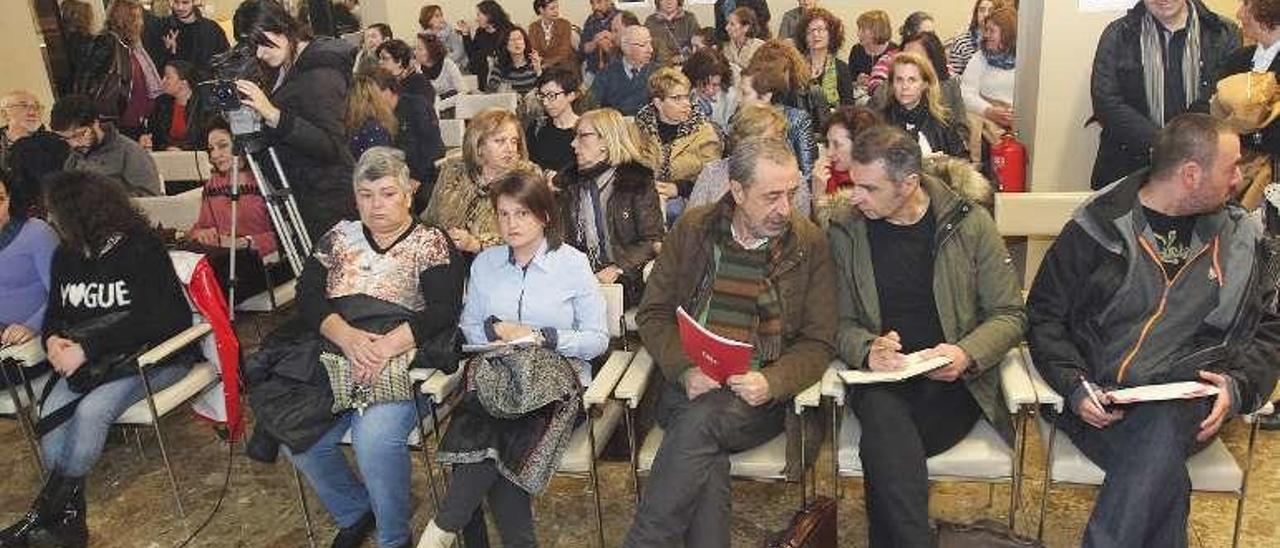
[1079,0,1137,12]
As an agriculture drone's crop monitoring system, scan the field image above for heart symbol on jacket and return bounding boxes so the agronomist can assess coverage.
[63,284,87,307]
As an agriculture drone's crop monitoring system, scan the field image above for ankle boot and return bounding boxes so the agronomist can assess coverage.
[0,473,65,547]
[28,476,87,547]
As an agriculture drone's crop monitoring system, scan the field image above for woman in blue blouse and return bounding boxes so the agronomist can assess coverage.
[0,174,57,348]
[422,169,608,548]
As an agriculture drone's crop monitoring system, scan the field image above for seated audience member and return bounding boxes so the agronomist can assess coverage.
[849,10,898,96]
[740,56,818,204]
[691,26,718,53]
[798,8,855,114]
[186,119,279,258]
[724,7,765,71]
[423,108,539,254]
[899,11,936,44]
[714,0,770,43]
[748,39,828,134]
[355,22,392,75]
[1211,0,1279,219]
[285,147,465,548]
[488,27,543,95]
[633,67,724,223]
[528,66,582,173]
[1027,114,1278,548]
[591,23,654,116]
[555,108,664,305]
[828,125,1024,547]
[689,104,810,217]
[377,39,432,98]
[371,69,445,210]
[881,52,968,159]
[421,169,608,548]
[684,48,737,134]
[812,106,882,225]
[1090,0,1239,189]
[332,0,362,35]
[144,60,207,151]
[419,5,469,70]
[878,31,969,134]
[0,170,193,547]
[459,1,515,93]
[778,0,818,46]
[624,137,836,547]
[418,33,465,101]
[0,173,57,350]
[946,0,1001,77]
[1,91,46,172]
[582,0,620,75]
[961,5,1018,146]
[6,130,69,217]
[528,0,580,70]
[646,0,700,66]
[345,72,396,160]
[51,94,162,196]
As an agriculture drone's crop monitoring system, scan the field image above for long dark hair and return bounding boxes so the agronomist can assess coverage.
[234,0,313,55]
[902,32,951,82]
[44,170,153,257]
[496,27,532,71]
[476,1,513,32]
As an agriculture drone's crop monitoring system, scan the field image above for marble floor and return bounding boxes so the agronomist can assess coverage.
[1,315,1277,547]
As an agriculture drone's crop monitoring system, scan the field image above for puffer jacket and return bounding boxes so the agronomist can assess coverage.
[825,174,1024,444]
[633,104,723,196]
[1089,0,1240,189]
[1027,169,1280,415]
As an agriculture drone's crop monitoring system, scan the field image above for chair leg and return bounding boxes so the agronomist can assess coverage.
[830,403,841,501]
[797,407,808,509]
[1009,406,1029,531]
[586,413,605,548]
[624,406,640,505]
[292,464,318,548]
[1,364,43,475]
[133,427,146,459]
[1036,417,1059,542]
[1232,415,1263,548]
[139,370,185,518]
[413,395,441,510]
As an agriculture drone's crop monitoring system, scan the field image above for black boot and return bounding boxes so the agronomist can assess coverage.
[28,476,87,547]
[0,474,64,547]
[330,511,375,548]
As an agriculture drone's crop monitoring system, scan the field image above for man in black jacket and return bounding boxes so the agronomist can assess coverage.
[1089,0,1240,189]
[152,0,230,73]
[1028,114,1280,548]
[371,69,443,213]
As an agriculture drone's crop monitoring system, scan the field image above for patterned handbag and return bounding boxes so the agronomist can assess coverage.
[320,349,417,414]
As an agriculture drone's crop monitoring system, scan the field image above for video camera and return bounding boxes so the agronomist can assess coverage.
[198,41,269,152]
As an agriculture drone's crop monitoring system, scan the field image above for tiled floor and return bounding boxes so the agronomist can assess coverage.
[1,315,1276,547]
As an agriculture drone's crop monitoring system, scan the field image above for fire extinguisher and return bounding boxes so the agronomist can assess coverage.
[990,132,1027,192]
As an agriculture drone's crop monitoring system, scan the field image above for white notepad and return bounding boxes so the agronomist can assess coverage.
[838,351,952,384]
[1107,382,1220,404]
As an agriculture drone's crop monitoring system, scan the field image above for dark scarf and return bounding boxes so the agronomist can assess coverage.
[704,212,785,365]
[888,101,931,137]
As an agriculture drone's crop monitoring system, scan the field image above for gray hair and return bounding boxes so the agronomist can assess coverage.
[352,146,414,194]
[727,137,797,189]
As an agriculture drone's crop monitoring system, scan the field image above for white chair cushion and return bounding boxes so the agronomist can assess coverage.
[638,427,788,480]
[838,413,1013,481]
[0,372,52,415]
[115,362,219,424]
[624,309,638,332]
[557,400,625,474]
[1037,418,1242,492]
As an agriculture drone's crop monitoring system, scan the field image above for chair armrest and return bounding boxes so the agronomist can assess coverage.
[138,323,212,368]
[0,338,46,366]
[1246,401,1275,422]
[1021,351,1065,412]
[998,347,1037,414]
[584,350,633,409]
[821,360,848,406]
[794,380,822,415]
[614,347,655,409]
[420,363,465,401]
[408,368,436,383]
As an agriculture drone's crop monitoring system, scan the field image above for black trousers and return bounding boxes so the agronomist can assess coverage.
[850,378,981,548]
[435,461,535,548]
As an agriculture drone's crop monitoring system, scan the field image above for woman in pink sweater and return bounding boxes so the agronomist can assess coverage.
[186,120,278,257]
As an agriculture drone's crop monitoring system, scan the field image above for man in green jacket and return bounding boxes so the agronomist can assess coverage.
[625,137,836,547]
[826,125,1025,547]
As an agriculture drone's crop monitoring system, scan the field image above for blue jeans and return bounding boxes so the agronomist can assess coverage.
[40,362,194,477]
[286,399,419,548]
[1058,398,1213,548]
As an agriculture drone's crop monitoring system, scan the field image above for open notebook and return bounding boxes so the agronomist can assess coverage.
[1107,381,1220,404]
[838,351,952,384]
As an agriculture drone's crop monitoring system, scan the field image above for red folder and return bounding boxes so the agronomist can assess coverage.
[677,306,754,384]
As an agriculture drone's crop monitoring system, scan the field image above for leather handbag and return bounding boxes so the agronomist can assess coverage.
[934,519,1044,548]
[765,496,837,548]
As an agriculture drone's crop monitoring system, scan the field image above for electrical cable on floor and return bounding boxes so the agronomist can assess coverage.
[176,439,235,548]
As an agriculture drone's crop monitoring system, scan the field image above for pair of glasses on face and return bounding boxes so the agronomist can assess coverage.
[536,90,568,102]
[663,93,693,103]
[56,126,93,144]
[2,102,42,112]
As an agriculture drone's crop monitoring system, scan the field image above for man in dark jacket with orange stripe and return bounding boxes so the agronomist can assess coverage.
[1028,113,1280,548]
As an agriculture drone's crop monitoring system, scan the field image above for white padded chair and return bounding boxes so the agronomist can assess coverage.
[460,74,479,94]
[133,187,204,231]
[0,339,51,471]
[440,118,465,149]
[455,93,520,120]
[1023,357,1272,548]
[822,348,1040,531]
[150,150,213,184]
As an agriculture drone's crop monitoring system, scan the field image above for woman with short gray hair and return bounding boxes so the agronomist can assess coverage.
[283,146,466,548]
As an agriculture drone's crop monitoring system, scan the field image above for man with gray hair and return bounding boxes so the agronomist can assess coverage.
[590,24,655,115]
[827,124,1025,545]
[625,137,836,547]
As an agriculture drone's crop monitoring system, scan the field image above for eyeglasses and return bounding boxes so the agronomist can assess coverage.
[2,102,42,111]
[55,126,93,144]
[536,90,569,102]
[663,93,693,103]
[807,25,829,35]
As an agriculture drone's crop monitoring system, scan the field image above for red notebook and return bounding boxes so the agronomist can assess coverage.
[677,306,754,384]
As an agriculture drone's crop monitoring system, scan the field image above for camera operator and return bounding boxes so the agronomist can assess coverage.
[231,0,358,241]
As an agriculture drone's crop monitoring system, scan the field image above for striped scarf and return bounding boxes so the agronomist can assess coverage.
[1140,1,1202,126]
[704,213,785,365]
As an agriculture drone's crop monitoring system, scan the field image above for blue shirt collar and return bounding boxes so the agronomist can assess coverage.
[506,238,552,272]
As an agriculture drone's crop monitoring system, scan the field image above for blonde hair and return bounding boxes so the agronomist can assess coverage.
[345,72,398,142]
[647,67,691,100]
[888,52,951,126]
[729,104,787,150]
[856,10,893,45]
[577,108,643,166]
[462,108,527,177]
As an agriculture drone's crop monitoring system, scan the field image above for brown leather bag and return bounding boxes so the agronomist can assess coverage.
[765,496,837,548]
[934,519,1044,548]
